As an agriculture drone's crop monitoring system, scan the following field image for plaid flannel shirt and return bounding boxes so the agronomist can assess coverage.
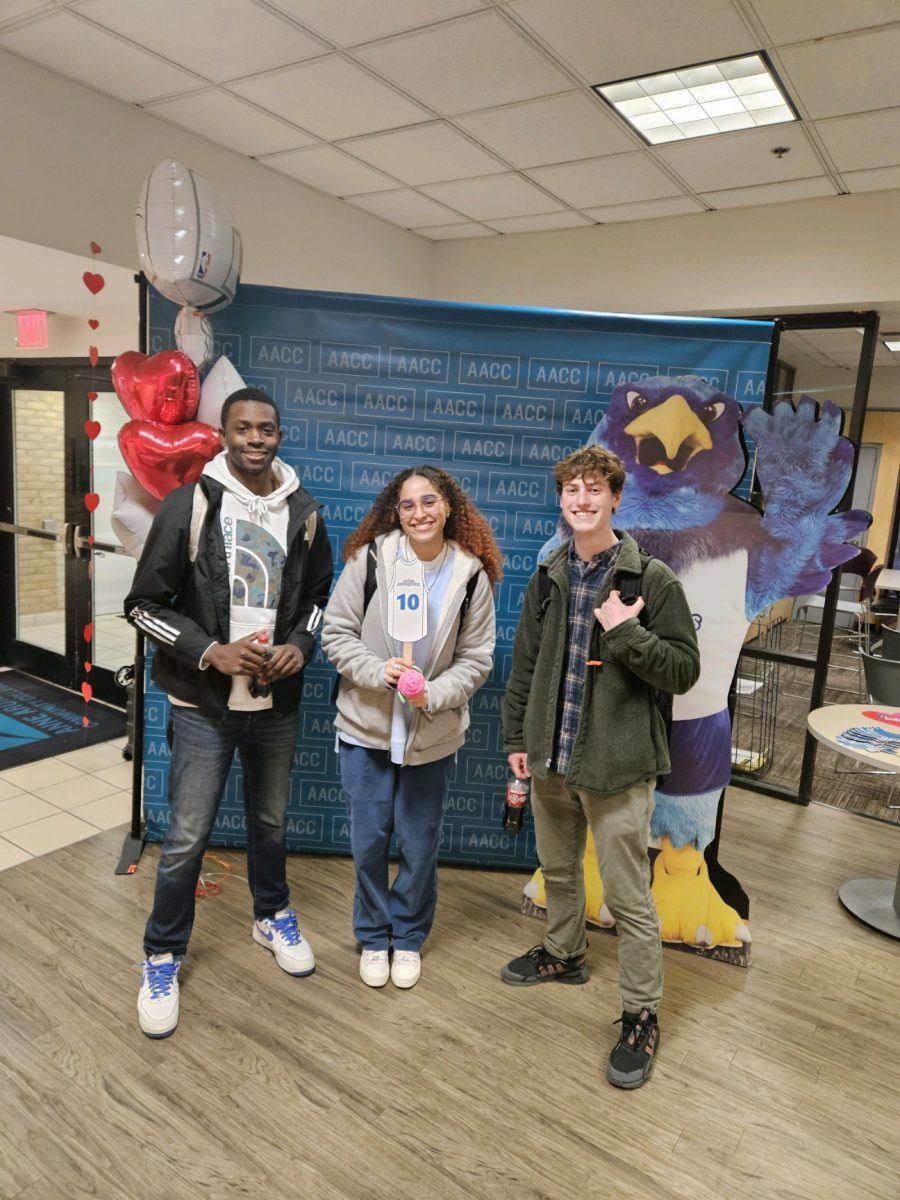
[552,539,621,776]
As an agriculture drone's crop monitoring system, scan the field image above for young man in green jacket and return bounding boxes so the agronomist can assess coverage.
[501,445,700,1089]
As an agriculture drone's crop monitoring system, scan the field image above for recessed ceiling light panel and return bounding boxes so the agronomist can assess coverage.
[594,52,798,145]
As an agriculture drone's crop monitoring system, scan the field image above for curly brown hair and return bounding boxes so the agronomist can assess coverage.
[341,465,503,589]
[554,444,625,495]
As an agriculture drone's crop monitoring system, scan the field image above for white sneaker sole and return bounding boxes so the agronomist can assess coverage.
[137,999,179,1038]
[359,959,390,987]
[390,966,421,989]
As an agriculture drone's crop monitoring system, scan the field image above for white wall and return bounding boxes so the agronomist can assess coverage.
[0,48,433,299]
[431,190,900,317]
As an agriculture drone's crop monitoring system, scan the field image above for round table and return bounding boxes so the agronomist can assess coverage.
[807,703,900,938]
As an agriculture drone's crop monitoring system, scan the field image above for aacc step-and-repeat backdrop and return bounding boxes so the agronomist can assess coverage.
[142,285,772,868]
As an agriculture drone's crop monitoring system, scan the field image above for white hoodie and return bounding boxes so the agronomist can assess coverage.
[202,451,299,710]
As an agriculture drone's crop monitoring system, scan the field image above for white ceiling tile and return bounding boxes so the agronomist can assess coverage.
[457,92,636,167]
[778,27,900,119]
[341,123,506,185]
[0,10,204,101]
[347,188,462,227]
[509,0,754,84]
[414,223,497,239]
[527,154,680,208]
[581,196,704,223]
[259,145,398,196]
[748,0,900,45]
[79,0,324,81]
[230,56,431,139]
[701,178,837,208]
[655,125,822,191]
[0,1,56,26]
[354,11,573,114]
[486,210,593,233]
[816,109,900,173]
[842,165,900,193]
[144,90,315,157]
[421,173,561,219]
[267,0,483,46]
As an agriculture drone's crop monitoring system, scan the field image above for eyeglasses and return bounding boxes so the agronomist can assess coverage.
[396,494,442,515]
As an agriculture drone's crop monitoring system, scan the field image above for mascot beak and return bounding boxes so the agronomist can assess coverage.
[624,392,712,474]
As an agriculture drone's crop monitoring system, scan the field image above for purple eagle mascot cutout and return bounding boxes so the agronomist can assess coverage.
[525,376,870,964]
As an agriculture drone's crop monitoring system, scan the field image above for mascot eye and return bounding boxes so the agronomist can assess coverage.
[700,401,725,423]
[625,390,648,413]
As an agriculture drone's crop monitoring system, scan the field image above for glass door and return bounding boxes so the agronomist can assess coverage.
[0,359,135,706]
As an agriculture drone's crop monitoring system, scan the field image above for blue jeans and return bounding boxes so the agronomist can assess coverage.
[339,742,452,952]
[144,706,299,957]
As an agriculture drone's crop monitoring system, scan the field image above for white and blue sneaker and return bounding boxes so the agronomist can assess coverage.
[253,908,316,976]
[137,952,181,1038]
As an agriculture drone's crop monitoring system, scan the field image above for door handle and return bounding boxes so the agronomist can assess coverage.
[65,523,91,559]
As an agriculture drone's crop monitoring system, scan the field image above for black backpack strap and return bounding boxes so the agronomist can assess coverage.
[616,547,653,607]
[362,541,378,615]
[458,569,480,631]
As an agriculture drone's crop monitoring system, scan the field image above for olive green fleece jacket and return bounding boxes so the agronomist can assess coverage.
[502,532,700,796]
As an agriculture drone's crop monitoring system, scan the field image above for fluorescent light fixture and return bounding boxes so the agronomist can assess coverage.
[882,336,900,352]
[594,52,798,145]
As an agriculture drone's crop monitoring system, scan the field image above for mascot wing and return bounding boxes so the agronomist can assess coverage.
[741,397,871,616]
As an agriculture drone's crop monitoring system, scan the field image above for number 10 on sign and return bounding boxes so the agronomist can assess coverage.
[388,561,427,645]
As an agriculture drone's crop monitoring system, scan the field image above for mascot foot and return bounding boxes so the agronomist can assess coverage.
[652,839,750,949]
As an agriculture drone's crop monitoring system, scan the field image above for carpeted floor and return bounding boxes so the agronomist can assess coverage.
[0,671,126,770]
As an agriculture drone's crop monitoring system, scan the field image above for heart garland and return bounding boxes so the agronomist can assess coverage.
[80,241,104,730]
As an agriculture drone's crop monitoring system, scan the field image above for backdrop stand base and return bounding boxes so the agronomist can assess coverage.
[115,830,146,875]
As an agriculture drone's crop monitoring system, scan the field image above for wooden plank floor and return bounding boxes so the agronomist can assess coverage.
[1,786,898,1200]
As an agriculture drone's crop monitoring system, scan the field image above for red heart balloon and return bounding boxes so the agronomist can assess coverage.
[84,662,92,672]
[112,350,200,425]
[118,419,220,501]
[90,241,102,254]
[88,391,98,401]
[88,318,99,330]
[89,345,99,367]
[84,623,94,643]
[85,419,101,440]
[84,493,100,512]
[83,271,105,295]
[81,682,93,703]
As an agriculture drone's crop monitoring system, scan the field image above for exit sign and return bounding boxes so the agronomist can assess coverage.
[16,310,48,348]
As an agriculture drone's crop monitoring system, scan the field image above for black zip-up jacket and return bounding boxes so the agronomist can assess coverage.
[124,474,334,715]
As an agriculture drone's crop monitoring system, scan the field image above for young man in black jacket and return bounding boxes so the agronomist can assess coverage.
[125,387,333,1038]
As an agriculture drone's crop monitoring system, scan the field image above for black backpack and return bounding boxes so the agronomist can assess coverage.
[536,549,673,743]
[330,543,481,702]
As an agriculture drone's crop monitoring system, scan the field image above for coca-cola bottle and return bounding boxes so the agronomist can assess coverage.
[249,630,272,699]
[503,776,530,833]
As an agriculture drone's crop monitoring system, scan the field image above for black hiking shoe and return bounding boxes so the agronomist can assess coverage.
[606,1008,660,1089]
[500,945,590,986]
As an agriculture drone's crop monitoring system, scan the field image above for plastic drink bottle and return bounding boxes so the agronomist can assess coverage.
[249,630,272,699]
[503,776,530,833]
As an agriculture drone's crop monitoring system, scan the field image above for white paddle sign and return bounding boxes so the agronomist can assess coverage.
[387,559,427,649]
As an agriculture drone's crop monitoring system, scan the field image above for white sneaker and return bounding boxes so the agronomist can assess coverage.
[359,949,390,988]
[253,908,316,976]
[391,949,421,989]
[137,952,181,1038]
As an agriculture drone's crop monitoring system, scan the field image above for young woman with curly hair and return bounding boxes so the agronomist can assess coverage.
[322,465,500,990]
